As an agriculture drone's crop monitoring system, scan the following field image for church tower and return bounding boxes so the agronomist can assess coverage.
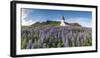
[60,16,66,26]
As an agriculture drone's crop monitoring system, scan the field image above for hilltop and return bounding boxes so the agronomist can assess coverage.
[22,20,82,29]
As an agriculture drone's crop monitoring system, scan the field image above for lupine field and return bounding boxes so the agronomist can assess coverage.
[21,26,92,49]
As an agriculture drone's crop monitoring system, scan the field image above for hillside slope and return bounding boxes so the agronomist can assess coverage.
[22,20,82,29]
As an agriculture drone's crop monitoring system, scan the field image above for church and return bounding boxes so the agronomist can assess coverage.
[60,16,69,26]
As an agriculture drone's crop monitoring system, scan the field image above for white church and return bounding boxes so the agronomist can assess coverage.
[60,16,69,26]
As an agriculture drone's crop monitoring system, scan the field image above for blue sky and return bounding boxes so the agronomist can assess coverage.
[21,8,92,27]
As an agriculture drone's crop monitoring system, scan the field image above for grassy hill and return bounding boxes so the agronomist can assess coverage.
[21,20,82,30]
[31,20,60,29]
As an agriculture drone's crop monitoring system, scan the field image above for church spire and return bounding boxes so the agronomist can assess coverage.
[61,16,65,20]
[60,16,66,26]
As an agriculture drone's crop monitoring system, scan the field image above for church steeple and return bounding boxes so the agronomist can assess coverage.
[61,16,65,21]
[60,16,66,26]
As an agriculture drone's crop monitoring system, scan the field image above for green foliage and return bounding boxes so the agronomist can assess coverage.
[30,20,60,30]
[21,38,28,49]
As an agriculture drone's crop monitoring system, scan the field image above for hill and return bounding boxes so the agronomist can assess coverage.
[21,20,82,30]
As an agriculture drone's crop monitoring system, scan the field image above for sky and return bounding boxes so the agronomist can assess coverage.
[21,8,92,27]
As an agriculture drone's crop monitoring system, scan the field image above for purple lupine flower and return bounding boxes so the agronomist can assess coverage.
[43,43,46,48]
[61,30,65,43]
[71,32,76,46]
[64,33,69,47]
[83,32,87,40]
[57,31,61,41]
[45,32,50,40]
[26,40,33,49]
[79,32,85,41]
[77,32,84,46]
[37,43,40,48]
[39,31,45,43]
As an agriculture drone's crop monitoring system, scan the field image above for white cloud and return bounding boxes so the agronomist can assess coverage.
[22,19,36,26]
[66,18,92,27]
[21,9,36,26]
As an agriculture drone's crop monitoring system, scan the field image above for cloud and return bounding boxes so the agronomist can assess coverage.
[21,9,36,26]
[22,19,36,26]
[66,17,92,27]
